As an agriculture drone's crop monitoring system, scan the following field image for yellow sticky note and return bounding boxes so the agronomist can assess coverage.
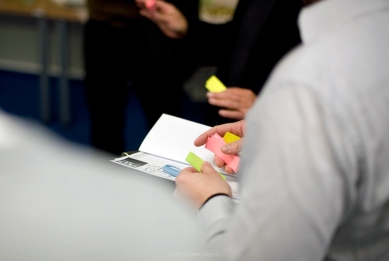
[223,132,241,143]
[185,151,226,180]
[205,75,227,92]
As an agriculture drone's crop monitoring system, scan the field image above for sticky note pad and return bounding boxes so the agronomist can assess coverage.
[223,132,241,143]
[205,75,227,92]
[185,151,226,180]
[205,134,240,172]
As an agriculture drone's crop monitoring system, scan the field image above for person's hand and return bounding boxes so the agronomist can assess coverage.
[135,0,188,39]
[194,121,245,174]
[207,87,257,120]
[174,162,232,209]
[134,0,148,8]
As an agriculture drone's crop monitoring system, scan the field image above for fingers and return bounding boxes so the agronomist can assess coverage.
[212,157,236,175]
[213,143,240,175]
[218,109,245,120]
[135,0,147,8]
[194,122,244,177]
[139,1,169,22]
[194,121,245,147]
[221,139,242,154]
[174,162,232,209]
[139,2,187,39]
[201,161,221,177]
[207,93,253,110]
[224,165,235,175]
[206,88,257,114]
[173,167,197,199]
[207,93,240,110]
[142,2,164,20]
[213,155,225,168]
[201,162,232,196]
[194,125,224,146]
[178,166,198,176]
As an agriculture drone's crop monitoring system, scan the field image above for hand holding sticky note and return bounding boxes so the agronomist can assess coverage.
[205,133,240,172]
[145,0,156,10]
[185,151,226,180]
[205,75,227,92]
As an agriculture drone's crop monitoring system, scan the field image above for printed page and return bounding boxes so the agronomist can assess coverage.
[111,152,188,181]
[111,152,239,199]
[139,114,216,166]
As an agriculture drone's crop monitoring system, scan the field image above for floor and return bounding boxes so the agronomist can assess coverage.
[0,69,207,152]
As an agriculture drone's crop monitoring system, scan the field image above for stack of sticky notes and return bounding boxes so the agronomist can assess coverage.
[185,131,241,178]
[205,75,227,92]
[205,133,240,172]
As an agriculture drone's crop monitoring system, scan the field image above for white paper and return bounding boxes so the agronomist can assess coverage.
[139,114,216,164]
[112,114,240,199]
[112,152,239,199]
[111,152,188,181]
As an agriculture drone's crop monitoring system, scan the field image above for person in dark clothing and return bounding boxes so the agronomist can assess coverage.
[136,0,302,126]
[84,0,199,155]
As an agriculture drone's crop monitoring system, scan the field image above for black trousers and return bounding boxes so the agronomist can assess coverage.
[83,18,194,155]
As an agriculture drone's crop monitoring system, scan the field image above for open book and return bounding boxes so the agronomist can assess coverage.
[111,114,239,199]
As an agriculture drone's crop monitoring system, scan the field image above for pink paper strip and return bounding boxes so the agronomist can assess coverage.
[205,133,240,172]
[145,0,156,10]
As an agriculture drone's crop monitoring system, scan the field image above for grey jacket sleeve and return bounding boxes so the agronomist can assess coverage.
[195,85,357,261]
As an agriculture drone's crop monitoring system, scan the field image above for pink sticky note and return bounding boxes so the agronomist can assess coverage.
[227,155,240,172]
[205,133,240,172]
[145,0,156,10]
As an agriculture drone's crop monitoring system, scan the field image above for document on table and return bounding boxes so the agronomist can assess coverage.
[111,114,240,200]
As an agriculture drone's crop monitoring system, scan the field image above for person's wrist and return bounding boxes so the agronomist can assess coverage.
[198,193,230,211]
[176,21,188,38]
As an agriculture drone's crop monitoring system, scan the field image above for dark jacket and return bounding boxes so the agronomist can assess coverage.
[186,0,303,125]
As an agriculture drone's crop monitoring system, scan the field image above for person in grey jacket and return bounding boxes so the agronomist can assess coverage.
[175,0,389,260]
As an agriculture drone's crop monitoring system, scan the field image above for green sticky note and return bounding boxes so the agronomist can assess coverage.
[205,75,227,92]
[185,151,226,180]
[185,151,203,172]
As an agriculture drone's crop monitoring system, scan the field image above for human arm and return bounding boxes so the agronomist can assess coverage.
[194,120,245,174]
[177,84,355,260]
[174,161,232,210]
[135,0,189,39]
[136,0,233,65]
[207,87,257,120]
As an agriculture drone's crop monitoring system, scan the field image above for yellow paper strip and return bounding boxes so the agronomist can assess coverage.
[223,132,241,143]
[185,151,226,180]
[205,75,227,92]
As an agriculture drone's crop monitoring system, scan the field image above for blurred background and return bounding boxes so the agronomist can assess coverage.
[0,0,238,151]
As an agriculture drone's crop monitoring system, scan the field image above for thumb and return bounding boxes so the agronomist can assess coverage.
[154,0,171,13]
[221,139,242,154]
[201,161,219,176]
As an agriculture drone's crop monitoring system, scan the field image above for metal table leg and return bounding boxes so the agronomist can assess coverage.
[57,20,71,126]
[38,17,50,122]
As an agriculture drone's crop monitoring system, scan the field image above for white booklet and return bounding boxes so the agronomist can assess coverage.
[111,114,239,199]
